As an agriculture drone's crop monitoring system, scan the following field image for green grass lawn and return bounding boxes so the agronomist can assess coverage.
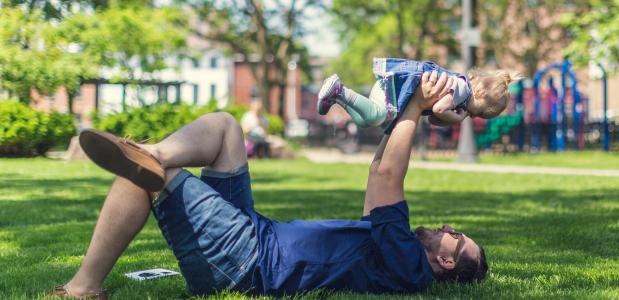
[477,151,619,170]
[1,158,618,299]
[421,150,619,170]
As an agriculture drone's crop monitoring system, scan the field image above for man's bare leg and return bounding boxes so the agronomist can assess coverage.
[142,112,247,172]
[63,172,172,296]
[64,112,246,296]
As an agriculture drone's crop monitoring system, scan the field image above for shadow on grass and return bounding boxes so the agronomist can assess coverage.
[0,176,111,191]
[1,169,618,299]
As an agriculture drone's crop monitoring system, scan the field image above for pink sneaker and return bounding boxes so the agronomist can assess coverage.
[317,74,343,115]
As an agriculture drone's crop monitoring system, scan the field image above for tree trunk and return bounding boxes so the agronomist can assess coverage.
[67,93,74,114]
[253,0,272,113]
[395,0,406,57]
[18,87,31,104]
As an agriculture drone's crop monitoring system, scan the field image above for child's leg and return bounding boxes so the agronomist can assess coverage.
[337,83,386,127]
[318,74,386,127]
[345,105,369,128]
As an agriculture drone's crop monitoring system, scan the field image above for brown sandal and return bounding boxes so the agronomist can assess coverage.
[49,285,108,300]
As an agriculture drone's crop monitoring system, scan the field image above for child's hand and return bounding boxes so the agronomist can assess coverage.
[417,71,454,110]
[432,91,454,115]
[429,107,469,127]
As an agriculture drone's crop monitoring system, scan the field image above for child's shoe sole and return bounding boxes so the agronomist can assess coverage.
[317,74,342,115]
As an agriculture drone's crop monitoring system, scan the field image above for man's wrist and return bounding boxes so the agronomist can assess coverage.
[402,101,423,120]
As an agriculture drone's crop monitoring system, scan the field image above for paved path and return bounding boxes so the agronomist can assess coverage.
[302,148,619,177]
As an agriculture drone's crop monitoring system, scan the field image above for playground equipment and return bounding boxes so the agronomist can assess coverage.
[597,63,610,151]
[475,59,594,152]
[532,60,584,152]
[429,59,612,152]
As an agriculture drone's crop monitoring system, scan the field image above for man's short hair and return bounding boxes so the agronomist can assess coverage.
[434,246,488,283]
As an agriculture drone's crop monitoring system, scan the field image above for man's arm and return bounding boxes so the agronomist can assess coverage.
[363,71,454,215]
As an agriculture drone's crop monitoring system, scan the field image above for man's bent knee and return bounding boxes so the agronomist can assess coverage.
[204,112,247,172]
[199,112,239,130]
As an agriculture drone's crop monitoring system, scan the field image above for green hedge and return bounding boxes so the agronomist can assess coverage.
[0,100,76,156]
[93,103,284,143]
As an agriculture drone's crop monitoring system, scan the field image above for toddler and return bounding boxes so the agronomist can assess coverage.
[318,58,522,132]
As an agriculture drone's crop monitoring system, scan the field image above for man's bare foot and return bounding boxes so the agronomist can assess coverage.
[50,283,108,299]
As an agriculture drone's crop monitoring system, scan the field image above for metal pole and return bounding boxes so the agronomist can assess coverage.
[457,0,479,163]
[556,64,565,151]
[532,76,541,152]
[121,84,127,112]
[516,80,525,151]
[598,63,609,151]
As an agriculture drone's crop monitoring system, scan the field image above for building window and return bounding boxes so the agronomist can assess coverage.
[485,49,497,65]
[191,58,201,69]
[210,84,216,100]
[193,84,199,105]
[210,57,218,69]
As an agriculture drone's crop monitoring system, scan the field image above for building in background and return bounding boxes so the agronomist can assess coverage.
[29,39,233,128]
[232,55,302,122]
[158,37,233,108]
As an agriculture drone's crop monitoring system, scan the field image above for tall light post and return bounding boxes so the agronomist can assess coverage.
[457,0,479,162]
[597,62,610,151]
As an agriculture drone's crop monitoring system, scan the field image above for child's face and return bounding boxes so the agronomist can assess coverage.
[468,84,507,119]
[466,91,488,118]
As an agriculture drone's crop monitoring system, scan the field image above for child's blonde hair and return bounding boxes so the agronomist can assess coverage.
[467,69,524,119]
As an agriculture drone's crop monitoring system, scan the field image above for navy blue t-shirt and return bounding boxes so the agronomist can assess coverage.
[249,201,433,295]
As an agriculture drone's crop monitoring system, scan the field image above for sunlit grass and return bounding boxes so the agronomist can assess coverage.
[1,158,618,299]
[478,150,619,170]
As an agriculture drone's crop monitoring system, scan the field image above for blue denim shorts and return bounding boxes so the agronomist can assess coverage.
[151,163,258,295]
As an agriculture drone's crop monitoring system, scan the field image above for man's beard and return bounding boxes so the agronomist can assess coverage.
[414,226,439,252]
[414,226,432,240]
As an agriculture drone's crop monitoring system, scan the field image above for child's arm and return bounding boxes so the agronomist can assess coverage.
[431,89,454,114]
[428,108,468,127]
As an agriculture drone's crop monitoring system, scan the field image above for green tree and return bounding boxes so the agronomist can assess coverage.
[0,8,95,104]
[562,0,619,70]
[186,0,315,118]
[0,0,153,19]
[60,6,188,81]
[329,0,459,89]
[0,3,188,111]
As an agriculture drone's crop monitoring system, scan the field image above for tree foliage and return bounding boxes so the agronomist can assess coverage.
[185,0,316,118]
[329,0,459,89]
[60,5,188,80]
[0,2,188,107]
[562,0,619,71]
[0,8,94,102]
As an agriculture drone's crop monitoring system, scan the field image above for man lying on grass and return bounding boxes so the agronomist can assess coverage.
[51,71,487,299]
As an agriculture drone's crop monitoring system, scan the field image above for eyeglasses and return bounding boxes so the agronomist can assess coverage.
[439,228,465,263]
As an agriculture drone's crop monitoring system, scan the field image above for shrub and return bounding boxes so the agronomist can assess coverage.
[37,111,78,154]
[0,100,76,156]
[266,114,284,135]
[94,104,199,142]
[94,103,285,143]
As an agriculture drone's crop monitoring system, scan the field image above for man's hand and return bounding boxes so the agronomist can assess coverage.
[416,71,455,110]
